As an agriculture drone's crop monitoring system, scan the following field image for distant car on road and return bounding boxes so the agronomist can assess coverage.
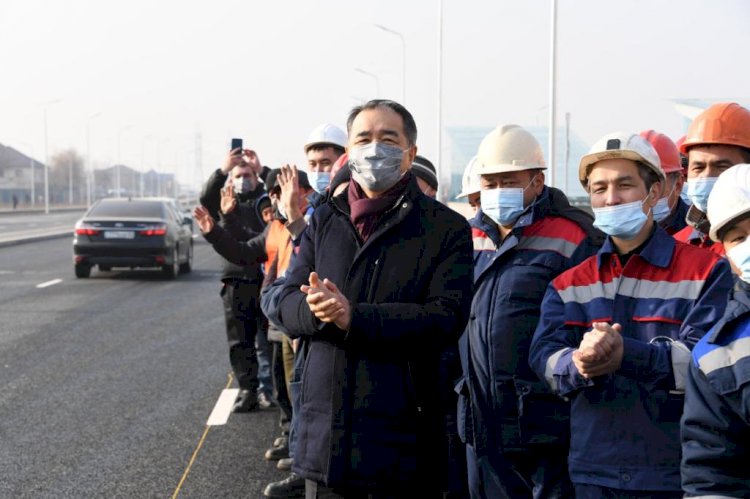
[72,197,194,278]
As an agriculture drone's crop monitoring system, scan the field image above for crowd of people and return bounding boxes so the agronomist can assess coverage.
[192,99,750,499]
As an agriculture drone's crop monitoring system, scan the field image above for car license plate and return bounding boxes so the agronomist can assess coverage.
[104,230,135,239]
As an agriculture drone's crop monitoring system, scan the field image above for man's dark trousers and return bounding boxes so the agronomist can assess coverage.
[221,280,263,392]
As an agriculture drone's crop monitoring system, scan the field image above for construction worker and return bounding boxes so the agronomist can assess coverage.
[529,132,733,498]
[456,156,481,214]
[460,125,601,499]
[682,163,750,497]
[675,102,750,254]
[640,130,689,235]
[303,123,347,198]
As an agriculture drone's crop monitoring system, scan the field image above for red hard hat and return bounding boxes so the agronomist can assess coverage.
[639,130,683,174]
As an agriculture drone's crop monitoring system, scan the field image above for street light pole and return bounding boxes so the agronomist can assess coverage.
[68,155,73,205]
[354,68,380,97]
[86,112,102,206]
[548,0,558,188]
[437,0,444,202]
[116,125,132,198]
[43,98,62,214]
[375,24,406,104]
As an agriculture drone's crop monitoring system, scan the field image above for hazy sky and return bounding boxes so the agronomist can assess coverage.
[1,0,748,190]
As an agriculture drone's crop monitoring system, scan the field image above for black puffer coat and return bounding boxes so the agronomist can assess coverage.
[276,177,473,492]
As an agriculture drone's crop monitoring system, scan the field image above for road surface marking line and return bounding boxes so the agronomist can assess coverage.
[206,388,239,426]
[36,279,62,289]
[171,374,234,499]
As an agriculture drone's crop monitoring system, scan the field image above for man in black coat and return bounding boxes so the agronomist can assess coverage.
[199,146,272,412]
[275,100,474,497]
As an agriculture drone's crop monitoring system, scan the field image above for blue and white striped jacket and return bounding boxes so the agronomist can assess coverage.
[682,279,750,498]
[529,226,733,491]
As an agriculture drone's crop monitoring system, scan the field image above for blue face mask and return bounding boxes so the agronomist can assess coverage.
[653,181,676,223]
[480,175,536,227]
[653,197,671,223]
[592,191,652,240]
[308,171,331,194]
[687,177,718,212]
[680,188,692,207]
[727,239,750,284]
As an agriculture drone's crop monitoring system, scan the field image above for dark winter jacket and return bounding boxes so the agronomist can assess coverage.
[458,186,600,457]
[682,279,750,497]
[275,176,474,491]
[199,168,266,282]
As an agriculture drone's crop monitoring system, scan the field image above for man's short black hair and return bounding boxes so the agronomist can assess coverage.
[346,99,417,146]
[308,143,345,156]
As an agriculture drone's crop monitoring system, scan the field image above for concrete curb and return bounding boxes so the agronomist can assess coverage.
[0,231,72,249]
[0,207,87,216]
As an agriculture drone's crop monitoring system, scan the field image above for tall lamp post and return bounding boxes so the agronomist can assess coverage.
[354,68,380,97]
[86,112,102,206]
[374,24,406,104]
[548,0,558,187]
[43,98,62,214]
[116,125,132,198]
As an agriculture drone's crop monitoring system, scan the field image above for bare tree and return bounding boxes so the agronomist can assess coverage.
[50,149,85,204]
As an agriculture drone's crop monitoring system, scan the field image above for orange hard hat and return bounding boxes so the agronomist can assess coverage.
[639,130,683,174]
[680,102,750,154]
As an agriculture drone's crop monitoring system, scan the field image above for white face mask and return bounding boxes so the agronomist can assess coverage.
[233,177,253,194]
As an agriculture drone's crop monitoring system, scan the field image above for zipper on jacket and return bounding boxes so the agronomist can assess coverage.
[366,258,380,303]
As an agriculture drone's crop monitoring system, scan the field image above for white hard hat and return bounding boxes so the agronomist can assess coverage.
[304,124,347,153]
[456,156,481,199]
[475,125,546,175]
[707,163,750,242]
[579,132,663,188]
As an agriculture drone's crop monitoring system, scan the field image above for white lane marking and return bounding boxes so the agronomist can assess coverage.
[36,278,63,289]
[206,388,239,426]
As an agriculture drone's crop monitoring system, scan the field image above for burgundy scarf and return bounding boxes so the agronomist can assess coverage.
[348,172,412,242]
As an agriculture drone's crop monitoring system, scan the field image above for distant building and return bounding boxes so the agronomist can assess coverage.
[445,125,590,200]
[0,143,44,206]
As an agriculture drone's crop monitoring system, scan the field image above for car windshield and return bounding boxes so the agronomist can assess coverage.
[87,201,165,218]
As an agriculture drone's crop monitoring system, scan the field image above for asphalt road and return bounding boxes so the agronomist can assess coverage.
[0,235,288,498]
